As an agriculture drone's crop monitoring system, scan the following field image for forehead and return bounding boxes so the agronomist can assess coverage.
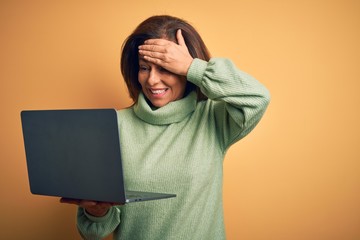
[138,57,154,66]
[138,55,146,61]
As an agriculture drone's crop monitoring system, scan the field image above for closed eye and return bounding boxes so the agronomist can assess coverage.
[139,65,150,72]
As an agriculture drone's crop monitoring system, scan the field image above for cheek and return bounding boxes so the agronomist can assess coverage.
[177,81,186,92]
[177,77,187,91]
[137,73,145,87]
[171,78,187,97]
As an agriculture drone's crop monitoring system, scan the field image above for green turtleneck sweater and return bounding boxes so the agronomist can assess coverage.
[76,58,270,240]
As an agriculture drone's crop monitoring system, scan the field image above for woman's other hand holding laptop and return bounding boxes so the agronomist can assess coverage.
[60,198,122,217]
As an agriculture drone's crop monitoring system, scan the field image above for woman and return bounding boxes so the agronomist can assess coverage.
[61,15,270,239]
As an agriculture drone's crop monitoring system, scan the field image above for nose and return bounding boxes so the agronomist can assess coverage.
[147,69,161,86]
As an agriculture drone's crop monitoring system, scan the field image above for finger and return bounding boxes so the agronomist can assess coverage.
[143,38,169,46]
[139,50,166,60]
[138,44,166,53]
[79,200,98,207]
[176,29,186,46]
[94,201,122,207]
[142,55,164,66]
[60,198,81,205]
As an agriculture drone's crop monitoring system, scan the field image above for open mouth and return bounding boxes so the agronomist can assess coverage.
[149,88,168,96]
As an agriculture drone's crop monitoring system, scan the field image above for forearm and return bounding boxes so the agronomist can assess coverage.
[187,58,271,148]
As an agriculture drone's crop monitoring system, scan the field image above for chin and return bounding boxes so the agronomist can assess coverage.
[151,102,169,108]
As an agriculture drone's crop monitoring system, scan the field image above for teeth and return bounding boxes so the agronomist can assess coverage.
[151,89,166,94]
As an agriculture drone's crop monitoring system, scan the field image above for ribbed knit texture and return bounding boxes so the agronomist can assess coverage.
[77,58,270,240]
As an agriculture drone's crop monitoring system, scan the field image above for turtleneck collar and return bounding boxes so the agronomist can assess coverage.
[133,91,197,125]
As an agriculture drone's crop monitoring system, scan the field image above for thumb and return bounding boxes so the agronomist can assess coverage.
[176,29,186,46]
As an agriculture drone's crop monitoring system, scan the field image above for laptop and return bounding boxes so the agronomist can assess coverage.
[20,108,176,204]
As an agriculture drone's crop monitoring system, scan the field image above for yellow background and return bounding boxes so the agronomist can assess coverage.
[1,0,359,239]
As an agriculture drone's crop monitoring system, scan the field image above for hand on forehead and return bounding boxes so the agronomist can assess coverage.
[137,29,192,76]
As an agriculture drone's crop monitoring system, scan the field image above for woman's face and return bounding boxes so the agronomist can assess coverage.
[138,58,187,108]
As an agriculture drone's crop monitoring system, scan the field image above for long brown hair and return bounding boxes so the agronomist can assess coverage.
[121,15,211,103]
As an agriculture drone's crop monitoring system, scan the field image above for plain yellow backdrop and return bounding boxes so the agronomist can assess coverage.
[1,0,359,239]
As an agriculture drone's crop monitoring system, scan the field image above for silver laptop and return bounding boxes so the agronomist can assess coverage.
[20,109,176,204]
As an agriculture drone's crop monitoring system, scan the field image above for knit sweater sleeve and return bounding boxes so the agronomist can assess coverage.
[187,58,270,152]
[76,206,121,239]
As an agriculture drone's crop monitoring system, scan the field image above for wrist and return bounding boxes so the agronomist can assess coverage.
[182,58,194,76]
